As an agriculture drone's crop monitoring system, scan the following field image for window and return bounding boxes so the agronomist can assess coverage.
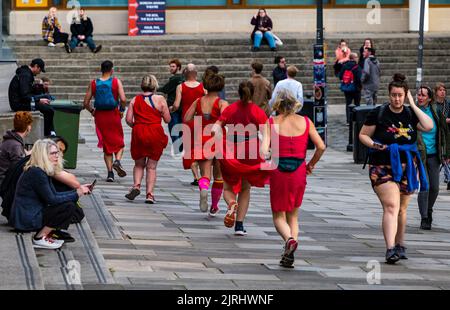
[246,0,329,5]
[335,0,405,4]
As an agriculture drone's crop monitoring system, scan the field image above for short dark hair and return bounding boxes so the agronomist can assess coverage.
[367,47,376,56]
[206,66,219,74]
[274,56,284,65]
[101,60,114,74]
[203,73,225,92]
[50,135,69,153]
[251,61,263,74]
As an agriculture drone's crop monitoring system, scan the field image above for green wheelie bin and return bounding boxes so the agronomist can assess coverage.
[50,100,83,169]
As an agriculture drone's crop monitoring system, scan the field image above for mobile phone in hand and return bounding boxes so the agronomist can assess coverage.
[89,179,97,192]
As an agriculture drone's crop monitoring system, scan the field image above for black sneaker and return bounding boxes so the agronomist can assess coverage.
[252,47,260,52]
[106,171,114,182]
[395,244,408,260]
[65,44,72,53]
[271,47,277,52]
[447,182,450,190]
[279,253,295,268]
[190,179,199,186]
[125,187,140,201]
[93,45,102,54]
[49,230,75,243]
[112,160,127,177]
[420,218,431,230]
[385,248,399,264]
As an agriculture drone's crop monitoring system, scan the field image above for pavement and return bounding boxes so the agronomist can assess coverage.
[66,107,450,290]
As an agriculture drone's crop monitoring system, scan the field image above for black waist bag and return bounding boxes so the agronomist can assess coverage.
[278,157,305,172]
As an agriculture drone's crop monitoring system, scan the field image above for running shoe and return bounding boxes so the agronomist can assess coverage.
[145,193,155,204]
[190,179,199,186]
[125,187,141,201]
[112,160,127,177]
[385,248,400,264]
[199,189,208,212]
[224,202,238,228]
[420,218,431,230]
[279,253,295,268]
[395,244,408,260]
[106,171,114,182]
[208,205,220,217]
[234,224,247,236]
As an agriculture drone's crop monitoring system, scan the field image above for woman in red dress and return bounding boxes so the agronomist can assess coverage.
[172,64,205,185]
[184,73,228,214]
[261,89,325,268]
[125,75,171,204]
[212,81,269,235]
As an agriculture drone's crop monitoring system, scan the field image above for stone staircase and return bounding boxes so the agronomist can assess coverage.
[7,35,450,105]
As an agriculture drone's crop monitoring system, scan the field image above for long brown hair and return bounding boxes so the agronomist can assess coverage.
[238,81,254,105]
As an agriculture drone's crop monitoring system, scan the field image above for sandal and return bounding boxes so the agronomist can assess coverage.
[224,201,238,228]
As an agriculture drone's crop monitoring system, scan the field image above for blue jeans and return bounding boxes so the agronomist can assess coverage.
[168,109,183,153]
[69,36,96,50]
[253,31,276,49]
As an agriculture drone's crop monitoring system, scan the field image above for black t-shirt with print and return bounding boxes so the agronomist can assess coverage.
[364,104,419,165]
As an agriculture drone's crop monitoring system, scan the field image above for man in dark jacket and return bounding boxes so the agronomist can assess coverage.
[159,59,184,154]
[66,8,102,53]
[272,56,287,87]
[8,59,56,136]
[339,53,362,124]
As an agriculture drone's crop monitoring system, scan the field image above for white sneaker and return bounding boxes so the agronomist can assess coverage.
[32,235,63,249]
[48,42,56,47]
[199,189,208,212]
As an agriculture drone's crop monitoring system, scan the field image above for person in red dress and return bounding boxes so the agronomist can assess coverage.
[124,75,171,204]
[83,60,127,182]
[212,81,269,235]
[261,89,325,268]
[184,73,229,214]
[172,64,205,186]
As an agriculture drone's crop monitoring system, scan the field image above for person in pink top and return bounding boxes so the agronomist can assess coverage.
[262,89,326,268]
[334,39,351,76]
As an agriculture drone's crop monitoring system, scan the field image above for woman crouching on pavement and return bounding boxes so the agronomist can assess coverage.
[359,74,433,264]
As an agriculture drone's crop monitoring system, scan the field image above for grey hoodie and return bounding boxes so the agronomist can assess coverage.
[0,130,26,186]
[361,56,381,92]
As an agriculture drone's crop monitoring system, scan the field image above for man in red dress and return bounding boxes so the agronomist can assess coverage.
[83,60,127,182]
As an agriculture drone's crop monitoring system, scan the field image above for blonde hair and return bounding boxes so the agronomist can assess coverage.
[287,65,299,78]
[24,139,63,176]
[272,89,302,115]
[141,75,158,92]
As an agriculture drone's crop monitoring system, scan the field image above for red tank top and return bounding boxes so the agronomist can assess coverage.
[181,82,204,120]
[195,96,221,125]
[269,116,310,159]
[133,94,163,125]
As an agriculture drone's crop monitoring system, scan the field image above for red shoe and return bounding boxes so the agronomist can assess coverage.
[224,201,238,228]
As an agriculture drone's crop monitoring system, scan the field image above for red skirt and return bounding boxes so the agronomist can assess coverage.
[270,163,307,213]
[94,109,125,155]
[219,139,269,194]
[131,123,168,161]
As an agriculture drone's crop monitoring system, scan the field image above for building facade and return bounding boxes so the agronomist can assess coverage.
[4,0,450,35]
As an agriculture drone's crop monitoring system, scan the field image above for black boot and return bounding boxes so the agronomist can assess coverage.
[420,218,431,230]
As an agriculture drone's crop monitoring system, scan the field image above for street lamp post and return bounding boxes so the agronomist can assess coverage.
[415,0,426,91]
[313,0,327,145]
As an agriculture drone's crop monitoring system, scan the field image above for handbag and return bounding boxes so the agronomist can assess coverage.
[273,33,283,46]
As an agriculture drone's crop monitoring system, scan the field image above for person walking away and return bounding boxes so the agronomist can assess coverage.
[269,65,303,109]
[249,61,272,117]
[339,53,362,124]
[262,89,325,268]
[83,60,127,182]
[125,76,171,204]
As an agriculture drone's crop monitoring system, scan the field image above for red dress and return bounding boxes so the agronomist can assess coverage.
[181,82,205,169]
[130,94,168,161]
[94,109,124,155]
[269,116,310,212]
[218,100,269,194]
[184,97,222,168]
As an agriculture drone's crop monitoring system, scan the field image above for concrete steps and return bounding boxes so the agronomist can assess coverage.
[8,35,450,105]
